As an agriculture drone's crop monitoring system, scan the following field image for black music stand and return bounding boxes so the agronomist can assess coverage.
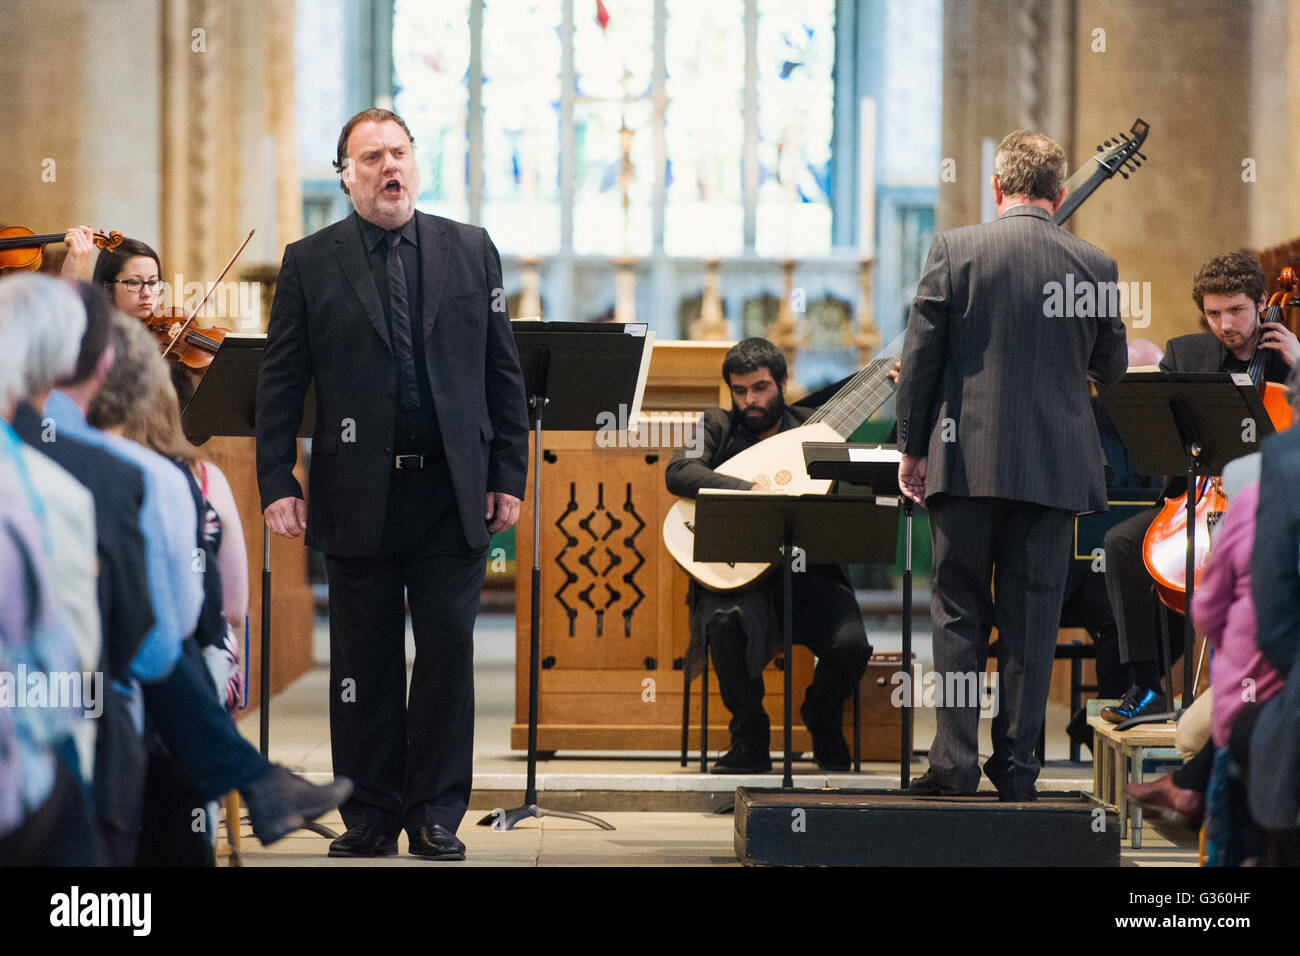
[802,443,915,789]
[181,333,332,839]
[476,321,653,832]
[693,491,898,788]
[1099,372,1273,722]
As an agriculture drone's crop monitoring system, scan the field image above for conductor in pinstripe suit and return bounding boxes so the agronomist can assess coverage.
[895,131,1128,801]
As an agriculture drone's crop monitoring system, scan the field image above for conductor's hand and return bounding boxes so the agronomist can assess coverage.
[264,496,307,538]
[898,454,927,507]
[486,491,522,534]
[61,226,96,279]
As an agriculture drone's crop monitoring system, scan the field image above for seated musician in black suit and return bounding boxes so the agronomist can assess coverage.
[665,338,872,774]
[1101,251,1299,723]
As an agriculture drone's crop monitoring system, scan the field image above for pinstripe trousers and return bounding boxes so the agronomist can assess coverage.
[925,494,1074,799]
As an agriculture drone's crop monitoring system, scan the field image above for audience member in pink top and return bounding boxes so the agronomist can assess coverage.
[1190,480,1285,746]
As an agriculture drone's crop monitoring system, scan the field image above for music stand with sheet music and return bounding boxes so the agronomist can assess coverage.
[802,443,915,789]
[181,333,333,839]
[1099,371,1274,723]
[692,491,898,788]
[476,321,654,832]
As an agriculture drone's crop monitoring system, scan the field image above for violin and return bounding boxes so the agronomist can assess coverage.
[146,307,229,373]
[0,226,124,273]
[147,229,253,376]
[1141,264,1300,612]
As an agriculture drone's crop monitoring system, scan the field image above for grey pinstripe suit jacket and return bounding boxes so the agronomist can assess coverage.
[896,204,1128,513]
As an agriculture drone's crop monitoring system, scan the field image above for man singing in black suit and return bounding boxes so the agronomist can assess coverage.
[665,339,872,774]
[1100,251,1298,724]
[257,108,529,860]
[896,130,1128,800]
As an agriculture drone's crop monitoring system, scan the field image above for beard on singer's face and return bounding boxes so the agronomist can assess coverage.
[733,396,785,436]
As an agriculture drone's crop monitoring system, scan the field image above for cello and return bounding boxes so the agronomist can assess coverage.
[1141,264,1300,612]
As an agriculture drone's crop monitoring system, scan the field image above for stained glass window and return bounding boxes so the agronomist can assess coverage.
[754,1,835,258]
[390,0,840,258]
[572,0,655,256]
[393,1,470,222]
[663,0,745,256]
[481,0,562,255]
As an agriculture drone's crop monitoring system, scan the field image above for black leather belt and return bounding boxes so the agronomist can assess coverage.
[393,454,425,470]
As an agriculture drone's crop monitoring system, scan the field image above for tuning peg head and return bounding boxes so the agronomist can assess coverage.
[1096,144,1105,152]
[1135,150,1147,161]
[1118,169,1130,180]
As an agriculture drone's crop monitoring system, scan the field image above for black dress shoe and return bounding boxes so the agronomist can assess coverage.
[711,743,773,775]
[907,770,972,796]
[407,823,466,861]
[811,733,852,772]
[801,701,851,772]
[1065,706,1093,755]
[1101,686,1166,724]
[328,823,398,858]
[984,759,1038,802]
[240,765,353,846]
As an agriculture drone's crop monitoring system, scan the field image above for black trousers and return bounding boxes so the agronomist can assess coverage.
[706,570,871,749]
[1102,507,1184,670]
[1059,559,1126,698]
[325,461,485,836]
[926,495,1074,798]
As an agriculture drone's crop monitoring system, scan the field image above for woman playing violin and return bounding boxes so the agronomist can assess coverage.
[89,236,163,322]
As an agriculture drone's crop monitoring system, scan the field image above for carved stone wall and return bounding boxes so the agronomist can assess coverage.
[942,0,1299,349]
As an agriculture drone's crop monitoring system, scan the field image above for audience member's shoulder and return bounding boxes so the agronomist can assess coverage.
[1260,426,1300,479]
[43,427,145,489]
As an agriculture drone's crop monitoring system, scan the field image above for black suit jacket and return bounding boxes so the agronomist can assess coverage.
[1161,330,1290,383]
[256,211,530,556]
[12,401,152,681]
[896,204,1127,513]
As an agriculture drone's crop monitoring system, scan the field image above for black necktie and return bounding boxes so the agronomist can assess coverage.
[387,233,421,411]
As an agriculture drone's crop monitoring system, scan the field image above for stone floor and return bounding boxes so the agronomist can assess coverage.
[226,612,1197,867]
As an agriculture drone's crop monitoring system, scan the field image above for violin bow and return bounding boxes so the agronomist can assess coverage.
[161,229,256,360]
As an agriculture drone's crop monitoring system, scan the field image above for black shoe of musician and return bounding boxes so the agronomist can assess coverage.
[810,731,852,772]
[1101,685,1166,724]
[711,743,773,774]
[800,702,851,771]
[1066,706,1093,755]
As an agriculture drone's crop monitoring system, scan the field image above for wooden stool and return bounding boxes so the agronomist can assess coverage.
[1088,708,1179,848]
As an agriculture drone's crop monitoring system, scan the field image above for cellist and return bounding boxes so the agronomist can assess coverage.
[1100,251,1298,723]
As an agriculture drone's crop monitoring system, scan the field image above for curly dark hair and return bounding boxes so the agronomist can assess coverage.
[1191,251,1266,312]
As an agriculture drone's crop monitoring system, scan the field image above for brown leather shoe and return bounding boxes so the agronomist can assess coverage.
[1125,772,1205,828]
